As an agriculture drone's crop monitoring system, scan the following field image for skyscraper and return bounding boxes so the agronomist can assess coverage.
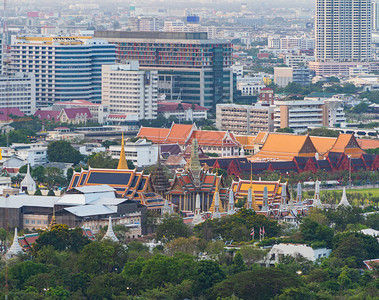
[315,0,372,62]
[94,31,233,108]
[9,36,115,107]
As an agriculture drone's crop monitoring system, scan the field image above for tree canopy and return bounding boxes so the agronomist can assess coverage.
[47,141,84,164]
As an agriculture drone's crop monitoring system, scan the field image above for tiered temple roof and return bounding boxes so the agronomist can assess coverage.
[231,179,288,208]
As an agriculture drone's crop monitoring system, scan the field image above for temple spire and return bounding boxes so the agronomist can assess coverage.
[338,187,351,207]
[313,180,323,208]
[261,186,269,212]
[6,228,23,259]
[296,182,302,203]
[228,189,236,215]
[192,194,204,224]
[103,216,119,242]
[209,172,225,215]
[48,205,56,230]
[189,138,201,187]
[117,132,128,170]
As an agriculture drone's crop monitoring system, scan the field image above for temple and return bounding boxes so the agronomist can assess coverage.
[166,139,228,212]
[138,122,241,157]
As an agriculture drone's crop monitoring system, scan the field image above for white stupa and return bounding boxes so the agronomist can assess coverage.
[313,180,323,208]
[240,147,245,157]
[296,182,302,203]
[338,187,351,207]
[279,183,287,210]
[212,190,221,219]
[20,164,36,193]
[227,189,236,215]
[261,186,269,212]
[161,199,173,215]
[6,228,23,259]
[192,194,204,225]
[102,216,119,242]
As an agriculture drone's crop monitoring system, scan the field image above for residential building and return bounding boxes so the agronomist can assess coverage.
[274,67,310,87]
[216,103,275,135]
[157,102,208,121]
[109,139,159,168]
[259,87,274,105]
[9,35,116,107]
[373,0,379,31]
[313,0,372,75]
[102,62,158,120]
[52,100,108,124]
[238,81,265,96]
[0,73,36,114]
[94,31,233,108]
[274,67,293,87]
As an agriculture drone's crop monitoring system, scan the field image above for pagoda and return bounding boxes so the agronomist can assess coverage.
[103,216,119,242]
[166,139,228,212]
[150,149,171,197]
[6,228,23,259]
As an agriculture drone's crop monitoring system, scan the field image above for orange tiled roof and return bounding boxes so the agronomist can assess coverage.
[187,130,240,147]
[330,134,365,157]
[235,135,256,150]
[357,139,379,150]
[252,133,316,161]
[254,131,269,144]
[310,136,337,156]
[138,127,170,143]
[165,124,194,144]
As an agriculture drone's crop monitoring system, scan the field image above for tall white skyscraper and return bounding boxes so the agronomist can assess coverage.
[373,0,379,31]
[316,0,372,62]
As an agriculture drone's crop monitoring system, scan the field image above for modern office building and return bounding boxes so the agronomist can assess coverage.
[373,0,379,31]
[102,61,158,120]
[216,103,275,135]
[9,36,116,107]
[0,73,36,114]
[312,0,372,75]
[274,100,327,133]
[274,67,310,87]
[94,31,233,108]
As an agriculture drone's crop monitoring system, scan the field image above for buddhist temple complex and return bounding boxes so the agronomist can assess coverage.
[138,122,241,157]
[166,139,228,212]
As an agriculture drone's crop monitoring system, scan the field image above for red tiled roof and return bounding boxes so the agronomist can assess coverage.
[34,110,60,120]
[357,139,379,150]
[0,108,24,121]
[165,124,194,144]
[62,108,92,119]
[138,127,170,143]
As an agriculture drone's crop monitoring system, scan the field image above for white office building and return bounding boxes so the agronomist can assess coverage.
[102,61,158,120]
[109,139,158,167]
[0,73,36,114]
[316,0,372,62]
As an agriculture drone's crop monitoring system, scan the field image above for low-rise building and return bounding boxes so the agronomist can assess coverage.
[157,102,208,121]
[267,243,331,264]
[109,139,159,167]
[216,103,275,135]
[52,100,108,124]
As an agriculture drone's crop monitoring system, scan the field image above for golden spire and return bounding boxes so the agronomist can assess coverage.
[209,171,225,213]
[117,132,128,170]
[48,205,56,230]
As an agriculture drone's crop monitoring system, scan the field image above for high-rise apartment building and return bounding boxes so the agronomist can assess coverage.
[102,61,158,120]
[315,0,372,63]
[94,31,233,108]
[373,0,379,31]
[9,36,115,107]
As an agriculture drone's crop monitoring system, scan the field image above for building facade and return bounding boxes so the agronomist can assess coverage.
[9,36,115,107]
[94,31,233,108]
[216,103,275,135]
[315,0,372,63]
[102,61,158,120]
[0,73,36,114]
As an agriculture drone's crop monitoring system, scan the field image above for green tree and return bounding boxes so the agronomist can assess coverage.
[9,261,47,289]
[194,260,225,296]
[34,188,42,196]
[32,165,45,184]
[47,140,84,164]
[232,252,248,274]
[88,151,118,169]
[155,214,192,243]
[44,167,66,189]
[276,127,294,133]
[210,269,301,300]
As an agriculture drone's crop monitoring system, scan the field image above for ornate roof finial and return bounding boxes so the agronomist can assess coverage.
[48,205,56,230]
[228,189,236,215]
[117,132,128,170]
[338,187,351,207]
[313,180,323,208]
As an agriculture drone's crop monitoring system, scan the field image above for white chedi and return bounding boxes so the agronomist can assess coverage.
[102,216,119,242]
[6,228,23,259]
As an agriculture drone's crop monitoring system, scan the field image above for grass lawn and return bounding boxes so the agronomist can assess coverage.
[345,188,379,197]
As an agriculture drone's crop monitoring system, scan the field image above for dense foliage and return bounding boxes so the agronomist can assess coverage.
[1,206,379,299]
[47,140,84,165]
